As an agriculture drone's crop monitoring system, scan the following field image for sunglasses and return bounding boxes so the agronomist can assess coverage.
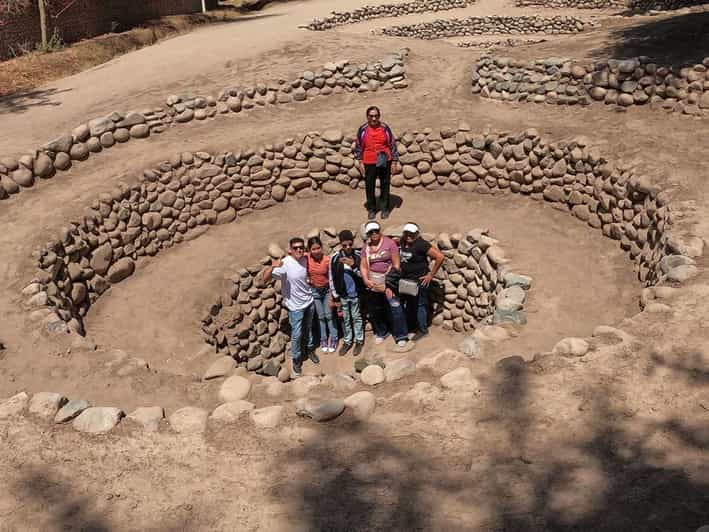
[367,114,380,118]
[292,245,305,251]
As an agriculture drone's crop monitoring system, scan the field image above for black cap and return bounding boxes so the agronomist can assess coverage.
[338,229,354,242]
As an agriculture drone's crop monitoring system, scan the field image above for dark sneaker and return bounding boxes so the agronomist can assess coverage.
[339,342,352,356]
[380,209,391,220]
[352,342,364,357]
[367,210,377,220]
[309,351,320,364]
[292,363,302,378]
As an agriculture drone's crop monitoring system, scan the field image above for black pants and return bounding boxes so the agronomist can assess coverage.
[365,162,391,212]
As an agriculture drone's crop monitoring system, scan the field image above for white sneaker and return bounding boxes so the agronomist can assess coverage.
[375,335,389,345]
[396,340,408,347]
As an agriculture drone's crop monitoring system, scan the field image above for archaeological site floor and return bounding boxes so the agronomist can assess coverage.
[1,0,709,529]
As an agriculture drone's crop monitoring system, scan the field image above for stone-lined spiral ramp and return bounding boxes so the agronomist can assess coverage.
[5,115,703,435]
[305,0,477,31]
[0,50,409,204]
[472,54,709,116]
[21,124,697,344]
[378,15,595,39]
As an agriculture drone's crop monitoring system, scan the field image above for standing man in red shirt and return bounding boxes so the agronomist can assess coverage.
[354,106,400,220]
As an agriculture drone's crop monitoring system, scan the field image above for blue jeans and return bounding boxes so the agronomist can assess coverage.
[288,304,315,364]
[403,283,429,334]
[368,290,408,342]
[340,296,364,344]
[312,286,337,343]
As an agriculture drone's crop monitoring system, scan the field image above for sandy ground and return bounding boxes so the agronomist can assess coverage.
[1,0,709,530]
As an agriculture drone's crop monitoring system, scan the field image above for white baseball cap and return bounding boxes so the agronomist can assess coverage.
[403,222,419,234]
[364,221,381,234]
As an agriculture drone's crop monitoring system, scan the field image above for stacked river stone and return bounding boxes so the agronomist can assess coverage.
[25,125,682,340]
[457,38,547,49]
[380,16,592,39]
[627,0,707,9]
[0,51,408,202]
[471,55,709,115]
[201,227,530,376]
[306,0,476,30]
[515,0,623,7]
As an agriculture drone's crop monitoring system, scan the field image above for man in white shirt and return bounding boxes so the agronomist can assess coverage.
[261,237,318,377]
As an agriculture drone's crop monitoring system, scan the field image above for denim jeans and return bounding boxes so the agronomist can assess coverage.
[311,286,338,344]
[340,296,364,344]
[367,290,408,342]
[287,304,315,364]
[402,283,429,334]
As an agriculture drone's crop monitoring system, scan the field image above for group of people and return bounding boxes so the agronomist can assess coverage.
[262,221,444,377]
[261,106,444,377]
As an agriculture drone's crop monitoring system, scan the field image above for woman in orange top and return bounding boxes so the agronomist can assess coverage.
[307,236,338,353]
[354,106,400,221]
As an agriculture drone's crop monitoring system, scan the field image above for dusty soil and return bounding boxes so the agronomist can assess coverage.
[1,0,709,530]
[0,9,263,97]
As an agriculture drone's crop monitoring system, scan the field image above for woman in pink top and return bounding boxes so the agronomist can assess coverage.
[360,221,409,346]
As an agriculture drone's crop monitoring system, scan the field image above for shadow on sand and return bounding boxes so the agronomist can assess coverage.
[279,350,709,531]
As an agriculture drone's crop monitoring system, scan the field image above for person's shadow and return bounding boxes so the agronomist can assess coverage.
[360,194,404,214]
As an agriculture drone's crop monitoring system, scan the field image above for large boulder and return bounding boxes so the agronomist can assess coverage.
[210,401,254,423]
[295,398,346,422]
[344,391,376,420]
[553,337,590,357]
[384,358,416,382]
[28,392,67,420]
[0,392,29,418]
[219,375,251,402]
[169,407,208,434]
[127,406,164,431]
[54,399,90,423]
[106,257,135,283]
[417,349,469,376]
[90,243,113,275]
[73,407,124,433]
[251,405,284,428]
[440,367,480,391]
[360,365,385,385]
[203,356,236,380]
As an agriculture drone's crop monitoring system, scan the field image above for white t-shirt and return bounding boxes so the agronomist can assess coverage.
[272,255,314,311]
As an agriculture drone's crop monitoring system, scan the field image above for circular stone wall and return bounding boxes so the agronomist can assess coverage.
[379,15,593,39]
[472,55,709,115]
[201,226,531,377]
[22,126,686,342]
[306,0,477,30]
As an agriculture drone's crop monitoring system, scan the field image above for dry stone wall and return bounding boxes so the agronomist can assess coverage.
[305,0,476,30]
[471,55,709,115]
[0,50,409,203]
[201,227,527,376]
[457,38,548,49]
[24,126,681,342]
[380,16,593,39]
[626,0,708,10]
[514,0,624,8]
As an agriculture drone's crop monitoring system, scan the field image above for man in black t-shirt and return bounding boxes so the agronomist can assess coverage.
[399,223,444,339]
